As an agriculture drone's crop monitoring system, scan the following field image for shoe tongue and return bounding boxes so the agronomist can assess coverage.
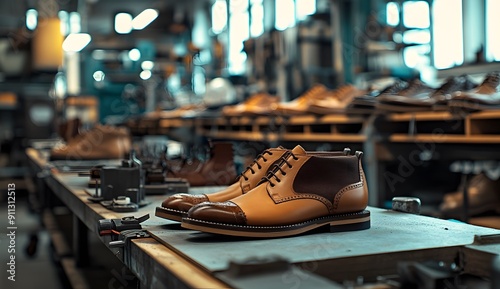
[291,145,306,155]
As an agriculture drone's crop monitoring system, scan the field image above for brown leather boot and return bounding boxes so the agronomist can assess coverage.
[167,142,237,187]
[57,118,81,142]
[50,125,131,161]
[182,145,369,237]
[156,145,352,221]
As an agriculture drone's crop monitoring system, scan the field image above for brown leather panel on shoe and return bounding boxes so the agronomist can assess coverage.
[187,201,247,224]
[293,156,359,201]
[161,194,209,212]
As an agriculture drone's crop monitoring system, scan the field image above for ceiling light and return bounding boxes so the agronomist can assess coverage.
[140,70,152,80]
[132,9,159,30]
[141,61,154,70]
[115,13,133,34]
[128,49,141,61]
[63,33,91,52]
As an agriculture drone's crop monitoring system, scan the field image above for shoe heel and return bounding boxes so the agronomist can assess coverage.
[329,219,370,233]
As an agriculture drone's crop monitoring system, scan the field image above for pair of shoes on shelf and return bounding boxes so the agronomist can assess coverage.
[373,72,500,114]
[50,124,132,161]
[156,145,370,238]
[448,71,500,112]
[374,76,477,113]
[439,173,500,219]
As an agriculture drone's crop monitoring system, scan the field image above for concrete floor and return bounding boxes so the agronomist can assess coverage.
[0,189,65,289]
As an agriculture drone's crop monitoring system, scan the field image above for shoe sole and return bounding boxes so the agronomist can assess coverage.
[155,207,186,222]
[181,210,370,238]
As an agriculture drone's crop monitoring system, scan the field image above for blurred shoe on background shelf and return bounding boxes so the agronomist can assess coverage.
[272,84,329,115]
[431,74,477,111]
[222,92,280,116]
[448,71,500,112]
[168,142,237,187]
[375,78,435,113]
[346,79,408,115]
[57,117,82,142]
[307,84,367,114]
[439,173,500,220]
[50,124,131,161]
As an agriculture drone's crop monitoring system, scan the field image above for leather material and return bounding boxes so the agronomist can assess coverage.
[161,147,290,212]
[170,142,238,186]
[160,146,352,215]
[439,173,500,218]
[188,145,368,226]
[307,85,367,114]
[273,84,329,115]
[161,194,209,212]
[223,93,280,116]
[451,71,500,104]
[50,125,131,160]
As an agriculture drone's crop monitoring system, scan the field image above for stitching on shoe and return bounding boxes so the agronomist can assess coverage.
[160,207,186,214]
[274,194,333,212]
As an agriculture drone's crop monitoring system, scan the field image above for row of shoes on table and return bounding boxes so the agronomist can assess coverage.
[140,71,500,120]
[50,121,238,186]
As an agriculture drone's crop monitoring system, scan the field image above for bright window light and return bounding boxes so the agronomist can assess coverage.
[403,30,431,44]
[128,49,141,61]
[228,10,249,75]
[141,61,154,70]
[386,2,399,26]
[26,9,38,30]
[275,0,296,31]
[63,33,91,52]
[250,2,264,37]
[69,12,81,33]
[296,0,316,20]
[115,13,133,34]
[403,1,429,28]
[58,11,69,35]
[432,0,464,69]
[211,0,227,34]
[403,45,431,68]
[486,0,500,61]
[140,70,152,80]
[132,9,158,30]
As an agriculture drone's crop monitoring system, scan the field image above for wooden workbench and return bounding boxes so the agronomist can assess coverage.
[26,148,500,289]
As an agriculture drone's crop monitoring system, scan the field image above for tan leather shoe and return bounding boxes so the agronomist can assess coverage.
[307,84,367,114]
[50,125,131,161]
[182,145,369,237]
[156,146,290,221]
[439,173,500,219]
[156,146,352,221]
[222,93,280,116]
[273,84,329,115]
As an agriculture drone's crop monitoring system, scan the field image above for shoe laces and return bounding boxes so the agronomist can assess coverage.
[241,150,274,181]
[261,151,298,187]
